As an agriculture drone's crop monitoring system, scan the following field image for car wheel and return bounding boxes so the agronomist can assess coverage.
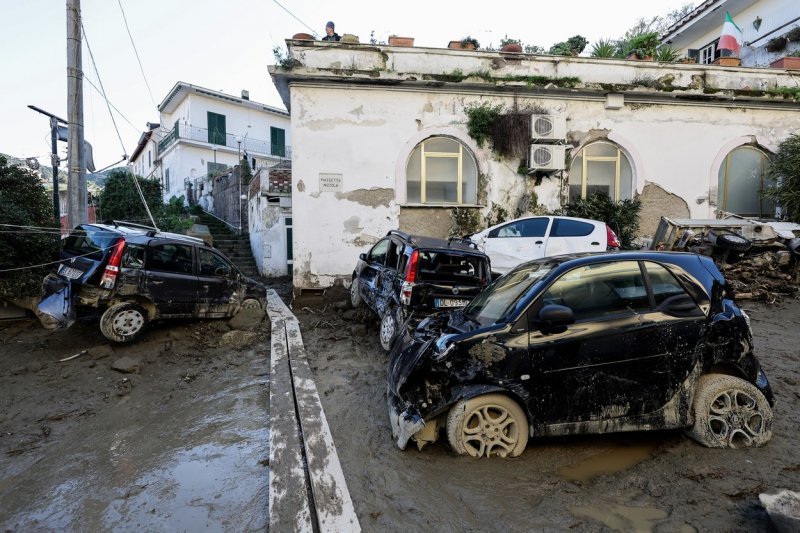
[687,374,773,449]
[100,303,147,343]
[709,231,752,252]
[446,393,528,458]
[241,298,262,311]
[379,309,398,352]
[350,277,362,308]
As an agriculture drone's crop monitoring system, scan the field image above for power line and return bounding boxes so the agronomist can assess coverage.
[272,0,319,38]
[83,76,141,134]
[0,244,117,273]
[81,21,128,159]
[117,0,157,108]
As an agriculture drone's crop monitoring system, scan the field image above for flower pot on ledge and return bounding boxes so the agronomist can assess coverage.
[448,40,476,50]
[771,57,800,69]
[500,43,522,53]
[388,35,414,47]
[712,57,741,67]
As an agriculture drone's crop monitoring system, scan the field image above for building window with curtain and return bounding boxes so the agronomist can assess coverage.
[717,146,773,217]
[568,141,633,203]
[406,137,478,205]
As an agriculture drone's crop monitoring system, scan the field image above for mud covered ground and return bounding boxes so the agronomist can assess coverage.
[297,293,800,532]
[0,297,277,530]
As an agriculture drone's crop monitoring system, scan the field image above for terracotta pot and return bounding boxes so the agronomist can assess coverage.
[500,43,522,53]
[712,57,741,67]
[388,35,414,47]
[448,40,476,50]
[771,57,800,69]
[292,33,314,40]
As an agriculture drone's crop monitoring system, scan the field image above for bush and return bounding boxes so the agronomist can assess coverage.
[764,133,800,222]
[561,193,641,249]
[0,156,60,299]
[464,102,503,148]
[549,35,588,56]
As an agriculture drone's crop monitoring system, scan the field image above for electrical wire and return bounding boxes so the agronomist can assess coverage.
[80,21,128,159]
[0,244,117,273]
[117,0,157,108]
[83,76,141,134]
[272,0,319,38]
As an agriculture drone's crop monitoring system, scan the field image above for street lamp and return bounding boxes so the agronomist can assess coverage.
[236,135,243,234]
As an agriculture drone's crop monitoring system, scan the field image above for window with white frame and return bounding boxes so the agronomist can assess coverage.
[699,41,718,64]
[406,137,477,205]
[717,146,774,218]
[568,141,633,203]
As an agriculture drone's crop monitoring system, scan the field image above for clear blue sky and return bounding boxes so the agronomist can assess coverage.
[0,0,695,171]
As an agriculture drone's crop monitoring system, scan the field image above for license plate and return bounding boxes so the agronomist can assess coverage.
[435,298,470,308]
[58,264,84,280]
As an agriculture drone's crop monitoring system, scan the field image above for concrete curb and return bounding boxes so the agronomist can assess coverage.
[267,290,361,532]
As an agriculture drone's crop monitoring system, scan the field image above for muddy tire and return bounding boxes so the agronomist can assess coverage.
[687,374,773,449]
[379,308,398,352]
[100,303,147,343]
[241,298,262,311]
[446,393,528,458]
[350,277,362,308]
[709,231,751,252]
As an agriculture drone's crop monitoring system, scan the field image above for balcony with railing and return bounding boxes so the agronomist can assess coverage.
[158,123,291,160]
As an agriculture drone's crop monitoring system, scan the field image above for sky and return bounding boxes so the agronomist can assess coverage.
[0,0,696,172]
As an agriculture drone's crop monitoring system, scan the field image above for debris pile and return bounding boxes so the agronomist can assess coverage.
[718,249,799,302]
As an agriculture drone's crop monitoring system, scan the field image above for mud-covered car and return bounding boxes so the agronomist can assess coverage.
[388,251,775,457]
[350,230,491,351]
[36,223,265,342]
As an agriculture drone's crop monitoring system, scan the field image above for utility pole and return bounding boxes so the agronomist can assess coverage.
[66,0,87,227]
[27,105,68,225]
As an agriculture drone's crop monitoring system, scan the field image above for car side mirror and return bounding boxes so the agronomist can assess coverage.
[359,253,367,261]
[535,304,574,333]
[657,294,703,318]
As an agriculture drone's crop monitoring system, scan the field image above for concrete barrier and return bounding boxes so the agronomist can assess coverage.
[267,290,361,532]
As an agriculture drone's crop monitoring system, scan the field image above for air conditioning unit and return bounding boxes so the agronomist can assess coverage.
[529,144,566,171]
[530,114,566,141]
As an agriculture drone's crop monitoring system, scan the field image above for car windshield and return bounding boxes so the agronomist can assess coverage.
[464,262,554,325]
[63,226,121,261]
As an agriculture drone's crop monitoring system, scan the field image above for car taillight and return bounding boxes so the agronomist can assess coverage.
[401,250,419,305]
[100,238,126,289]
[606,225,621,249]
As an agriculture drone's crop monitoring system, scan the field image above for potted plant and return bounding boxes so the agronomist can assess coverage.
[625,31,659,60]
[500,36,522,53]
[766,36,788,53]
[388,35,414,47]
[771,50,800,69]
[787,26,800,42]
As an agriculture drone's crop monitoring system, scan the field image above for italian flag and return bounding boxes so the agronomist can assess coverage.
[719,11,743,56]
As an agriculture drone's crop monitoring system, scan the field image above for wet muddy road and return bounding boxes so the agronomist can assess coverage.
[0,314,270,531]
[298,296,800,532]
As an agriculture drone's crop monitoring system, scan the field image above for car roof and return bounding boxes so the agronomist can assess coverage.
[483,215,604,232]
[386,231,485,255]
[78,223,205,246]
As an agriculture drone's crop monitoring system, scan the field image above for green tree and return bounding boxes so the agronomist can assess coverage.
[97,168,163,223]
[764,133,800,222]
[0,156,60,299]
[549,35,588,56]
[561,193,642,249]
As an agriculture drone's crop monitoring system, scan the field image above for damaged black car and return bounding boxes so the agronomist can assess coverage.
[388,252,775,457]
[36,223,265,343]
[350,230,491,351]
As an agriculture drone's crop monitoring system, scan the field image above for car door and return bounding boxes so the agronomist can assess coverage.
[357,238,391,311]
[374,239,400,316]
[144,241,198,316]
[482,218,550,273]
[527,260,673,424]
[197,247,240,317]
[545,217,606,257]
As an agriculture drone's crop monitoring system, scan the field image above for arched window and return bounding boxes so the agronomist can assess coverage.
[568,141,633,203]
[717,146,773,217]
[406,137,477,205]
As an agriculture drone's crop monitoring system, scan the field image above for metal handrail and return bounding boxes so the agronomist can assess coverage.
[197,207,241,235]
[157,124,291,159]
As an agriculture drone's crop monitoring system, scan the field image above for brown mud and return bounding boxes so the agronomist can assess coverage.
[296,292,800,532]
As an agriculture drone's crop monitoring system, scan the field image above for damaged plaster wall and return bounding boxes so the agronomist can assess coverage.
[638,182,691,238]
[288,65,798,289]
[248,171,291,277]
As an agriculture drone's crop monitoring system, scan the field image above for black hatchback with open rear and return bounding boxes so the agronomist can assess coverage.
[350,230,491,351]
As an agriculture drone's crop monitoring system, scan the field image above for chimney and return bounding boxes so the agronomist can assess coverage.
[241,90,250,100]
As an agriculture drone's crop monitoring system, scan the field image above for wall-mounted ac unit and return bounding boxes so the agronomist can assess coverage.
[529,144,566,171]
[531,114,566,141]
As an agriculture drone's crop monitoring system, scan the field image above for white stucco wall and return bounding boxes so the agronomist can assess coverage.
[248,192,291,277]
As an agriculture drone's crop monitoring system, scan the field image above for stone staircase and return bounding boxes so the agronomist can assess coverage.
[197,213,261,278]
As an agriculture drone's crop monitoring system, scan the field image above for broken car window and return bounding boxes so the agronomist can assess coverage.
[146,243,194,274]
[199,248,234,277]
[121,243,146,269]
[465,263,553,325]
[368,239,390,265]
[63,225,120,261]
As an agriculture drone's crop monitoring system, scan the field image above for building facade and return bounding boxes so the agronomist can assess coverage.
[662,0,800,67]
[270,40,799,291]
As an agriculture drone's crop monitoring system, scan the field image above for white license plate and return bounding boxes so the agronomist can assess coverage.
[435,298,470,308]
[58,264,84,279]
